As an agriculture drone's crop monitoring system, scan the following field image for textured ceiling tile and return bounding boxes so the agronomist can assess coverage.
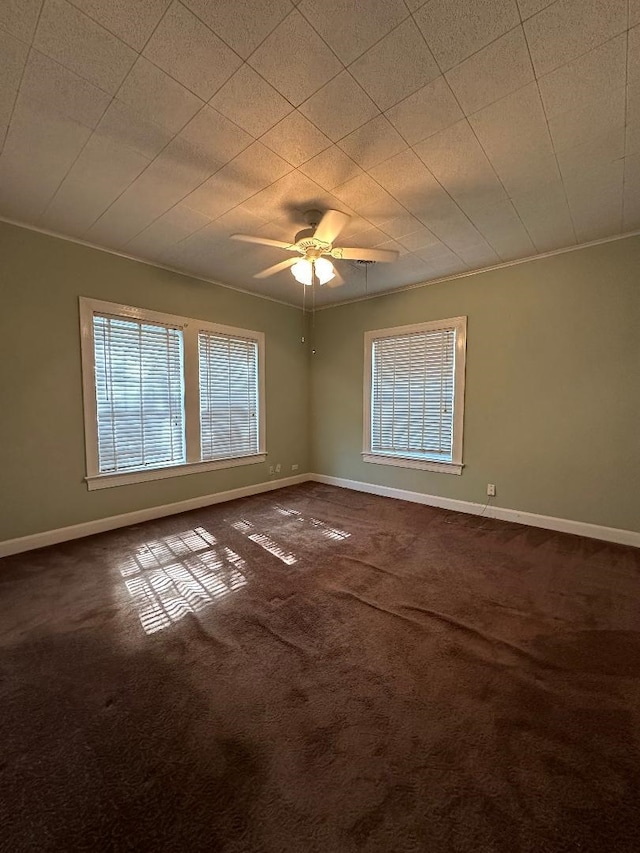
[96,99,173,160]
[239,170,327,223]
[467,199,535,259]
[418,205,488,253]
[516,0,555,19]
[248,10,341,106]
[469,82,554,162]
[456,241,501,268]
[0,104,91,219]
[397,226,441,251]
[298,145,364,189]
[337,115,407,170]
[17,50,111,130]
[632,0,640,27]
[211,64,293,138]
[34,0,136,94]
[118,57,204,135]
[446,27,534,115]
[126,204,210,255]
[68,0,171,51]
[511,181,576,251]
[537,35,627,118]
[548,86,626,153]
[626,120,640,157]
[414,0,520,71]
[379,213,425,239]
[385,76,463,146]
[0,0,42,42]
[299,71,379,142]
[157,134,225,187]
[180,106,252,167]
[564,163,624,241]
[0,30,29,140]
[182,0,292,60]
[332,173,406,226]
[524,0,627,77]
[143,2,242,100]
[491,150,561,196]
[182,141,292,218]
[370,148,447,214]
[349,18,439,111]
[260,111,331,167]
[557,127,626,181]
[40,133,150,234]
[629,25,640,84]
[297,0,407,65]
[414,119,507,215]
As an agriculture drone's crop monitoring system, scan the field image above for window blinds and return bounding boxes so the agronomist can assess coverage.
[198,332,259,461]
[93,315,186,473]
[371,328,456,461]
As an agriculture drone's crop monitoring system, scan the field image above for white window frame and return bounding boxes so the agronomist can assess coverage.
[79,297,266,490]
[362,316,467,475]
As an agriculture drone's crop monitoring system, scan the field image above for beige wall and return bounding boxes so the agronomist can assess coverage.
[0,221,309,541]
[310,236,640,533]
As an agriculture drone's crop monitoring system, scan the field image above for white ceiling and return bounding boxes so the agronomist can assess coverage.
[1,0,638,307]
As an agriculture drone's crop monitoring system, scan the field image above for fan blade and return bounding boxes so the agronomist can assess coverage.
[326,267,345,289]
[331,246,399,263]
[314,210,350,244]
[254,257,299,279]
[231,234,297,251]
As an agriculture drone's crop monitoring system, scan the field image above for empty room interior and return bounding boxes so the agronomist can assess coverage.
[1,0,640,850]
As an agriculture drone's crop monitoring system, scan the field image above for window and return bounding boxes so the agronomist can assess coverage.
[80,298,265,490]
[362,317,467,475]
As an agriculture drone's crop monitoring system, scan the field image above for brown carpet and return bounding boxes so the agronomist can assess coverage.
[1,482,639,852]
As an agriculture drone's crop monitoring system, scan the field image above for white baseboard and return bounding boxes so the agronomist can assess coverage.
[309,474,640,548]
[2,471,638,557]
[0,474,307,558]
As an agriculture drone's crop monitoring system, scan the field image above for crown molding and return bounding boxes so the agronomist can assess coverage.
[0,215,303,310]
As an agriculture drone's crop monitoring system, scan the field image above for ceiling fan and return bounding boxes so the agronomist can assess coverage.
[230,209,399,287]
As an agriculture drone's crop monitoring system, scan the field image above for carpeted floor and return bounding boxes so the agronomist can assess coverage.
[1,482,639,852]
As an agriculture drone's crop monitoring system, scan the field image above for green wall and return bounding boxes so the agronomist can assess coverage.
[2,221,638,543]
[310,236,640,533]
[0,221,309,541]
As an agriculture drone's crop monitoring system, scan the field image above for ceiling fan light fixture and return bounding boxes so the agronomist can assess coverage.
[291,257,335,286]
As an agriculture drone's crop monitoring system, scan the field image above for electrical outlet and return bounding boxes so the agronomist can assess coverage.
[291,463,299,471]
[275,463,281,474]
[487,483,496,497]
[269,465,274,475]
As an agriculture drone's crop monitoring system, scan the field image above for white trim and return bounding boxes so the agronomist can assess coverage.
[79,297,266,486]
[0,216,301,309]
[315,229,640,309]
[308,474,640,548]
[0,474,307,558]
[361,453,463,475]
[363,316,467,472]
[3,216,640,313]
[86,453,268,490]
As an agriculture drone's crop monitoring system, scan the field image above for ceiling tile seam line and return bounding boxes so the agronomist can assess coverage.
[295,3,413,69]
[0,216,304,309]
[312,228,640,311]
[521,23,578,248]
[405,6,538,259]
[38,0,212,231]
[176,0,289,69]
[243,6,348,100]
[34,0,182,224]
[62,0,161,53]
[522,10,630,79]
[0,0,46,160]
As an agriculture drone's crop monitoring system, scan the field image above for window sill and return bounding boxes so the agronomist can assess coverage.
[362,452,463,475]
[85,453,267,491]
